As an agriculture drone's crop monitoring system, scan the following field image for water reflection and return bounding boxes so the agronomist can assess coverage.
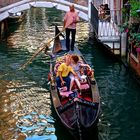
[0,7,90,140]
[0,78,53,139]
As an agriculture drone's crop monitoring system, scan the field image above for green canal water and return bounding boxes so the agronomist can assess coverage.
[0,8,140,140]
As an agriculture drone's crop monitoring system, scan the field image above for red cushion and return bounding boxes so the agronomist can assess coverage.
[80,84,89,90]
[60,91,73,97]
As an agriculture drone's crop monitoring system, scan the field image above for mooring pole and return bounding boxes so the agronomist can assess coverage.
[0,22,1,40]
[88,0,92,21]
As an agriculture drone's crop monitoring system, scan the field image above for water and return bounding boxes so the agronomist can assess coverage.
[0,8,140,140]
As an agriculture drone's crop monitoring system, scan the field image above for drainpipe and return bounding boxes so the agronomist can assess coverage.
[88,0,92,21]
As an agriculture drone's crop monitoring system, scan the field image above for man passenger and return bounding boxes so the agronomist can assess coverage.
[56,55,77,91]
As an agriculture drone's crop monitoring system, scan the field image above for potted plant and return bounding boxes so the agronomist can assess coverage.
[129,33,140,52]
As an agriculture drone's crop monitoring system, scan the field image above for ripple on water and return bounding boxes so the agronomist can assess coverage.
[16,113,56,140]
[0,79,53,140]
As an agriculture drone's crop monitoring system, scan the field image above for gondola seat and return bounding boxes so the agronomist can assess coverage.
[59,91,73,97]
[71,77,90,92]
[80,83,90,90]
[59,86,73,97]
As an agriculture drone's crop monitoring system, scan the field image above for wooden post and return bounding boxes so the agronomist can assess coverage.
[120,35,122,57]
[113,42,114,53]
[3,19,8,39]
[0,22,1,40]
[0,21,4,40]
[0,20,8,40]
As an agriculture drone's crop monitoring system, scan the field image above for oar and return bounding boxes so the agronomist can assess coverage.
[19,17,81,70]
[19,27,66,70]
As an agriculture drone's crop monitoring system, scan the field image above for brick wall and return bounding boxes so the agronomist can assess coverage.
[130,52,140,76]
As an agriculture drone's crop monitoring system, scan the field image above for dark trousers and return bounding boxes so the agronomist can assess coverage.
[56,76,71,91]
[66,28,76,51]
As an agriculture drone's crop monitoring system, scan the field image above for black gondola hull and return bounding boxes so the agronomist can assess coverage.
[49,26,100,140]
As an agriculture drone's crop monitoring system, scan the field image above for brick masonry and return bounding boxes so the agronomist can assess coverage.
[130,52,140,76]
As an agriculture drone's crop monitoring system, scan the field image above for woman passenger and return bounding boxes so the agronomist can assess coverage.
[70,55,93,90]
[70,55,81,90]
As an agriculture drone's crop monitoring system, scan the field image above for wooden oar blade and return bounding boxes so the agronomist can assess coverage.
[53,39,62,53]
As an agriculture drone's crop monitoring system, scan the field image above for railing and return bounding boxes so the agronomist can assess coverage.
[98,21,120,37]
[98,9,122,37]
[90,4,122,37]
[0,0,89,14]
[0,0,89,8]
[110,9,122,25]
[53,0,88,6]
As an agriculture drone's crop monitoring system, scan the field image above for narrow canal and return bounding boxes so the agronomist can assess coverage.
[0,8,140,140]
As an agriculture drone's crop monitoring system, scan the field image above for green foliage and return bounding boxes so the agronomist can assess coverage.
[130,0,140,17]
[129,33,140,47]
[119,22,129,33]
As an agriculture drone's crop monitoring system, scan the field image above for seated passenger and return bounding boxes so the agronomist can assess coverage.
[80,63,95,83]
[70,55,81,90]
[56,55,77,91]
[70,55,88,88]
[70,55,94,91]
[54,54,71,74]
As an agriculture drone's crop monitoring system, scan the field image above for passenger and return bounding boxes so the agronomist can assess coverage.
[56,55,77,91]
[70,55,90,88]
[70,54,94,90]
[98,4,105,20]
[104,4,110,22]
[70,55,81,90]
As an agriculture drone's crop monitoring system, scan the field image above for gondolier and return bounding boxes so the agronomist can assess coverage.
[63,4,79,52]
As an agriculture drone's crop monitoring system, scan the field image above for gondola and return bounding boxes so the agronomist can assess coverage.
[48,26,100,140]
[7,11,26,24]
